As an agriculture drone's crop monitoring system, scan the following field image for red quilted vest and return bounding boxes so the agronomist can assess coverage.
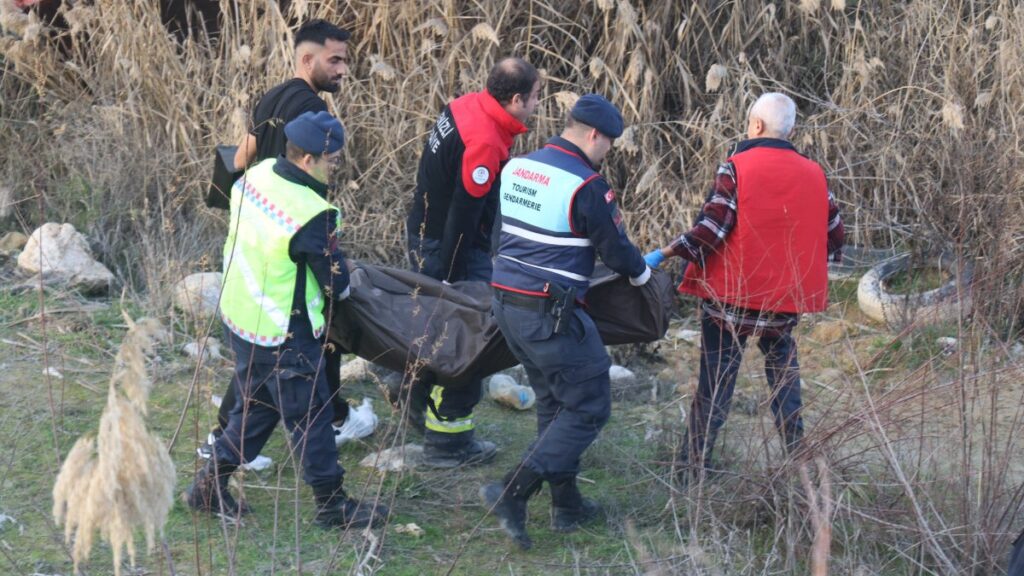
[677,146,829,313]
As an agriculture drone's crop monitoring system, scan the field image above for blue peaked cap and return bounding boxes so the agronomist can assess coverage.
[570,94,624,138]
[284,111,345,154]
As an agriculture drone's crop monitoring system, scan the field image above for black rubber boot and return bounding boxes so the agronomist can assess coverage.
[423,429,497,468]
[479,466,544,550]
[549,476,602,533]
[185,459,249,518]
[312,483,389,529]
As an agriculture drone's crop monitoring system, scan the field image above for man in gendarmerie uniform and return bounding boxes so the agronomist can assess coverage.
[185,112,388,529]
[404,57,541,468]
[481,94,652,549]
[200,20,355,466]
[644,92,845,485]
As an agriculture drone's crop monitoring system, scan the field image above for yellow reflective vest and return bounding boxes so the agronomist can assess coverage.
[220,159,339,347]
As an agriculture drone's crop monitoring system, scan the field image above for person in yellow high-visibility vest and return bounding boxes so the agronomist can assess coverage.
[185,111,388,529]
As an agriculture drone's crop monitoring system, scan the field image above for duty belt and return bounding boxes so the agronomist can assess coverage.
[496,283,578,335]
[495,289,550,312]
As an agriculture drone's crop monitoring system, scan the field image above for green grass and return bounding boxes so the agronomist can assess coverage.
[882,266,948,295]
[0,288,975,575]
[828,278,860,306]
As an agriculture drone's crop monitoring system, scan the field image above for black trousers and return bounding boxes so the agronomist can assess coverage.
[213,340,343,489]
[217,337,349,430]
[492,296,612,479]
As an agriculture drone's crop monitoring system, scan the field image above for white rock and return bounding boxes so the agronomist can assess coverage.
[936,337,958,354]
[43,366,63,379]
[608,365,636,384]
[0,231,27,252]
[337,357,371,382]
[395,523,425,537]
[359,443,424,472]
[173,272,222,319]
[674,329,701,343]
[181,337,223,363]
[17,223,114,294]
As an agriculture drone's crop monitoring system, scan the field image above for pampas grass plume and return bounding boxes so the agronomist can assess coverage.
[52,316,174,576]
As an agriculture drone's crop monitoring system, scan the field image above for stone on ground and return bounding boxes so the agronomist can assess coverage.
[173,272,222,320]
[17,223,114,294]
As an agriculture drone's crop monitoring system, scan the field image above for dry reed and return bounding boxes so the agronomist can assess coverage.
[0,0,1021,572]
[52,314,175,576]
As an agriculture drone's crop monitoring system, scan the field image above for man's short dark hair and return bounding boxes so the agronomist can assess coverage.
[485,57,539,105]
[294,19,351,47]
[285,141,322,162]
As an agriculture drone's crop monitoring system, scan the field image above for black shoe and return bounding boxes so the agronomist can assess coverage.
[479,467,544,550]
[185,460,249,518]
[549,476,602,533]
[423,430,497,468]
[313,485,389,529]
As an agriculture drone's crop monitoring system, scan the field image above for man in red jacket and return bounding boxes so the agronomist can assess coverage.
[645,93,844,484]
[405,57,540,467]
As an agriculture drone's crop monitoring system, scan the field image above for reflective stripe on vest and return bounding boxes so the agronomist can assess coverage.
[493,149,598,293]
[220,159,337,346]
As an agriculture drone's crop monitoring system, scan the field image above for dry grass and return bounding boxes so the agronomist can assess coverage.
[51,314,175,576]
[1,0,1023,573]
[0,1,1018,329]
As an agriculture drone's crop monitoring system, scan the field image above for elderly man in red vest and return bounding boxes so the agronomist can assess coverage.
[645,93,844,484]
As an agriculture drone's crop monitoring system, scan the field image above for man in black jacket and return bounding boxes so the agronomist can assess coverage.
[405,57,541,467]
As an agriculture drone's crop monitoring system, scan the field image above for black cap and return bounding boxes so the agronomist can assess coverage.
[570,93,624,138]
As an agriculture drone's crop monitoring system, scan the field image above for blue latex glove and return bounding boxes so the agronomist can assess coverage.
[644,250,666,269]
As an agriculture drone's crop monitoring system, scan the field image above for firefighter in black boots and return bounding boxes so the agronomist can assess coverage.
[405,57,541,467]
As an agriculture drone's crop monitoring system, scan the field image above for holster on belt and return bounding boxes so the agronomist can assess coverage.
[544,282,577,335]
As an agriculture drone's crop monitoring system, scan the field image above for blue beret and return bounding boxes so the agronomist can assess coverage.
[570,93,624,138]
[284,111,345,155]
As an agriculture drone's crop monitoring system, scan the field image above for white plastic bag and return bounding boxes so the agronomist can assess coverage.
[334,398,378,446]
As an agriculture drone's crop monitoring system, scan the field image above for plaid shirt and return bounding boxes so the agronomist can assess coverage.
[670,138,844,336]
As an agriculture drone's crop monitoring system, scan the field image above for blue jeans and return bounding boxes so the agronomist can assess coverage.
[684,312,804,466]
[493,296,612,479]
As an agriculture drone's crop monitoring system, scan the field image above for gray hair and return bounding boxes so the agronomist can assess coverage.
[748,93,797,138]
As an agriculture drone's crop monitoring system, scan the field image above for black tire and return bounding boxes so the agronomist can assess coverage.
[857,252,972,327]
